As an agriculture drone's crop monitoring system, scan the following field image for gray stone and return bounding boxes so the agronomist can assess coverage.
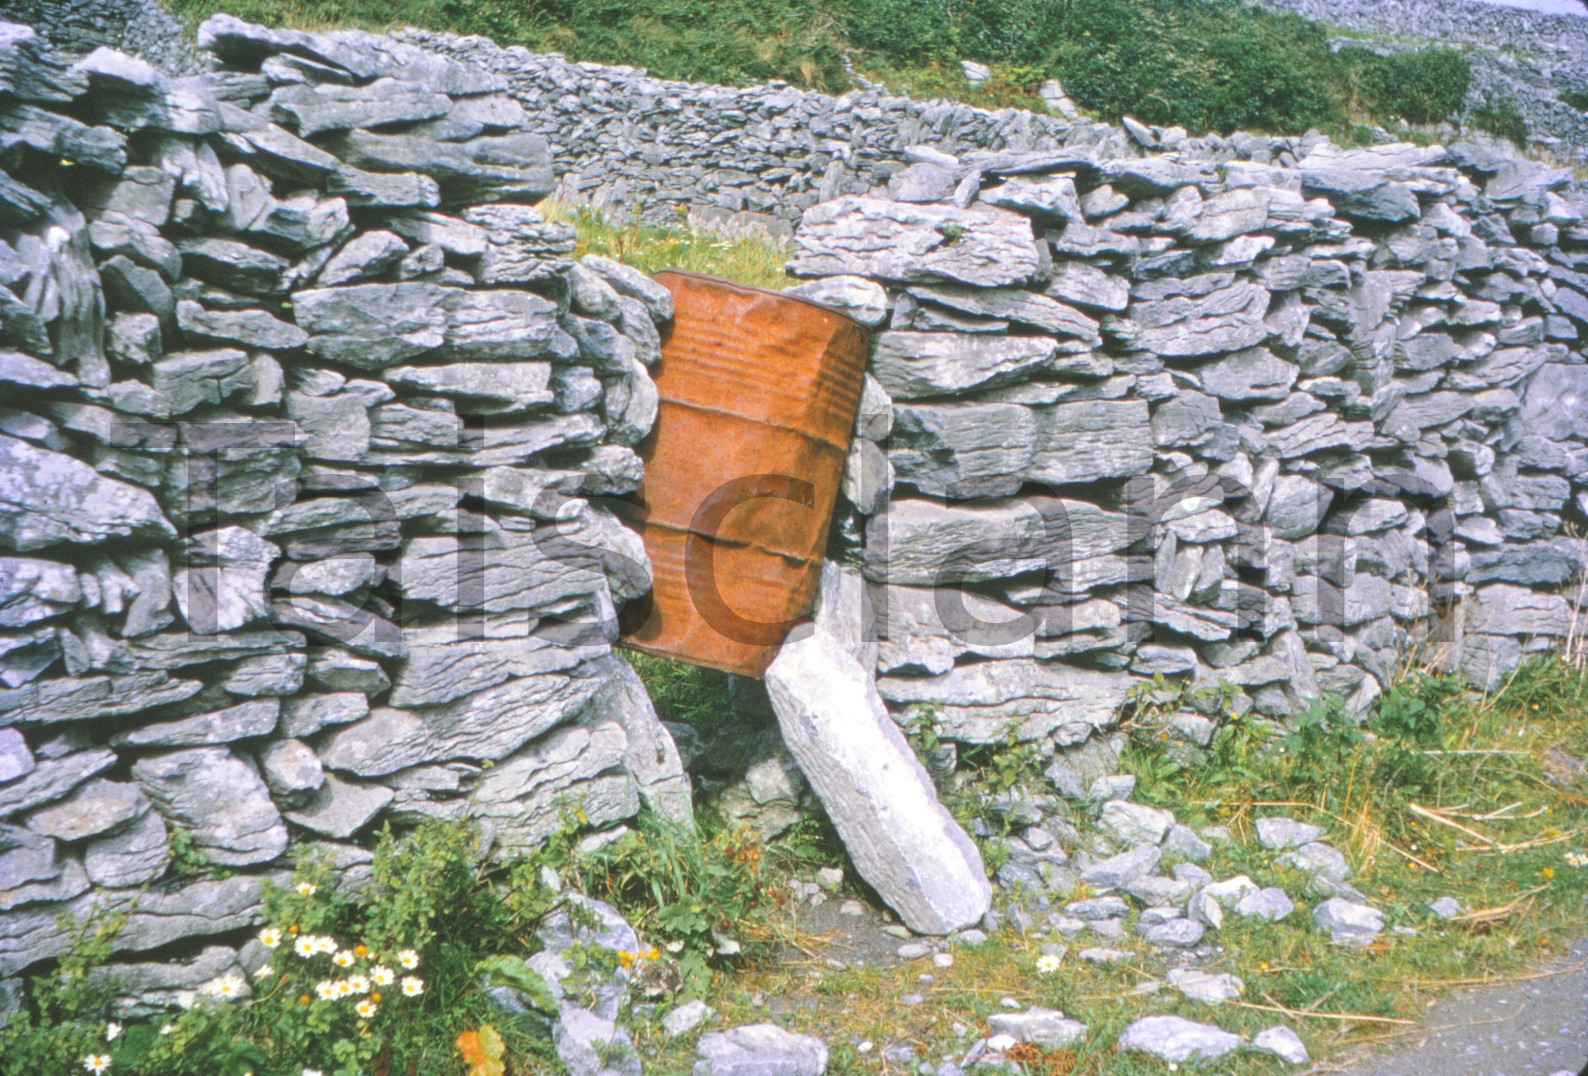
[24,778,146,841]
[694,1023,829,1076]
[1116,275,1272,357]
[0,557,81,629]
[879,659,1126,744]
[1,672,202,726]
[0,436,173,551]
[576,255,675,324]
[1235,887,1295,922]
[1164,824,1212,862]
[82,808,168,888]
[258,738,324,801]
[866,495,1129,586]
[292,283,561,369]
[1167,968,1244,1003]
[0,728,34,783]
[0,748,115,817]
[664,998,716,1038]
[176,300,306,351]
[470,720,637,854]
[283,773,392,839]
[790,196,1041,287]
[1198,348,1297,401]
[890,400,1150,497]
[1429,896,1463,919]
[910,284,1099,342]
[870,331,1055,400]
[1117,1015,1241,1064]
[767,629,990,935]
[1098,801,1174,846]
[1139,917,1205,948]
[269,78,450,136]
[174,526,279,634]
[111,699,279,748]
[318,666,604,777]
[782,275,888,327]
[1312,897,1384,945]
[1255,816,1323,851]
[1079,845,1161,889]
[1519,362,1588,442]
[463,204,576,284]
[318,230,409,286]
[986,1007,1087,1049]
[336,129,553,203]
[1253,1026,1308,1066]
[131,747,287,867]
[1046,263,1130,312]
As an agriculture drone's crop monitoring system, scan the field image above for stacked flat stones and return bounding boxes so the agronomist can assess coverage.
[786,137,1588,770]
[402,22,1588,241]
[0,16,689,1009]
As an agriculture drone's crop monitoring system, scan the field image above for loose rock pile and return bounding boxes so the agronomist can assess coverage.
[0,16,688,1006]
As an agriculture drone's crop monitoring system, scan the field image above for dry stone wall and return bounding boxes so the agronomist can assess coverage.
[785,137,1588,796]
[0,15,689,1005]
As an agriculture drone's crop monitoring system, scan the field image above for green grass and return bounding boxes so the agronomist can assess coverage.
[545,201,792,292]
[166,0,1475,138]
[648,656,1588,1075]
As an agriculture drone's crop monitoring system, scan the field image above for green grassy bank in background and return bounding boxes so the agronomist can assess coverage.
[166,0,1489,140]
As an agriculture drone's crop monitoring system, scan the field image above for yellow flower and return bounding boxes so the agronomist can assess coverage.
[83,1055,111,1075]
[398,949,419,970]
[356,998,378,1019]
[1543,867,1555,878]
[401,976,424,997]
[296,882,317,897]
[371,965,394,986]
[259,927,282,948]
[334,950,355,968]
[354,944,367,957]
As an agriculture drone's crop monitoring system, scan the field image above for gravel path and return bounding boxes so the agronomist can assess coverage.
[1339,938,1588,1076]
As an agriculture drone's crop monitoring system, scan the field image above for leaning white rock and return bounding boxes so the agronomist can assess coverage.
[766,630,991,935]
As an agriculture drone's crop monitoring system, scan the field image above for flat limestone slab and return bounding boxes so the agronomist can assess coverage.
[765,630,990,935]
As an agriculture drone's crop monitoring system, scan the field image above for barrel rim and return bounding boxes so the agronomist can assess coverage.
[653,267,872,331]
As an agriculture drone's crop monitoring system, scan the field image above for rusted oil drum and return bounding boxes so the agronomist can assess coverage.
[621,271,870,678]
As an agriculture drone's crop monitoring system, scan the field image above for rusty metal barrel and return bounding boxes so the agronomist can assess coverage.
[621,271,871,678]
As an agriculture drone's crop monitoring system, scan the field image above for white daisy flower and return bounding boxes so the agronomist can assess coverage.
[355,998,378,1019]
[315,980,337,1001]
[398,949,419,970]
[296,882,317,897]
[1036,953,1062,976]
[401,976,424,997]
[258,927,283,948]
[295,936,318,959]
[348,975,370,995]
[83,1055,111,1075]
[333,950,355,968]
[371,965,394,986]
